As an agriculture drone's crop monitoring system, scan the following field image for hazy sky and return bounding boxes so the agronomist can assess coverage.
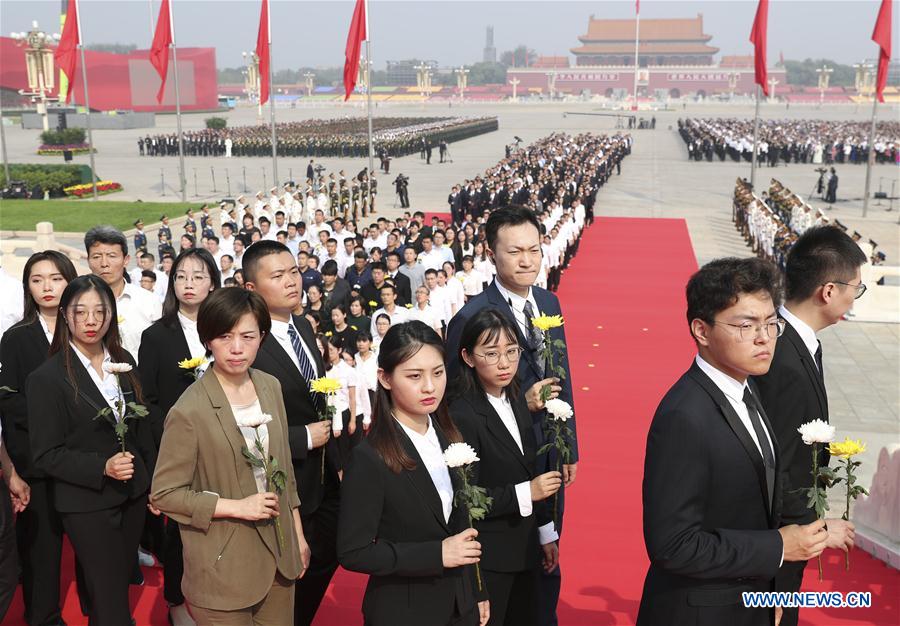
[1,0,894,71]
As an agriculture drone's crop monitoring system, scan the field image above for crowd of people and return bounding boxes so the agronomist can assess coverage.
[0,127,634,626]
[137,116,499,159]
[678,117,900,165]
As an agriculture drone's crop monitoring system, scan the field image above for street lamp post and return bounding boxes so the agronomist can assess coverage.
[767,77,779,103]
[728,71,738,100]
[304,71,315,98]
[547,72,557,100]
[415,62,428,96]
[242,51,261,121]
[455,66,469,102]
[816,64,833,108]
[12,22,60,132]
[509,77,520,102]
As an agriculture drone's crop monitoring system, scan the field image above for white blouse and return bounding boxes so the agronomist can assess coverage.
[231,398,269,493]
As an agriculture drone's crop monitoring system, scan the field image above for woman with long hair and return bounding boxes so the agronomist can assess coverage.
[304,284,325,316]
[337,321,489,626]
[137,248,220,625]
[347,295,371,332]
[449,309,562,626]
[0,250,77,625]
[27,275,157,626]
[151,287,310,623]
[322,334,359,471]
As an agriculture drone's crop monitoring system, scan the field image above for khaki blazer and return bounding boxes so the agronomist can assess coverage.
[151,368,302,611]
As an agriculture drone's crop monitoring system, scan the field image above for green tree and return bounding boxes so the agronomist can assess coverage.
[500,45,537,68]
[467,62,507,86]
[784,58,855,87]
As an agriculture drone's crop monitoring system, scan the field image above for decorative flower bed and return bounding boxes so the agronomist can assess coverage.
[37,143,96,155]
[63,180,123,197]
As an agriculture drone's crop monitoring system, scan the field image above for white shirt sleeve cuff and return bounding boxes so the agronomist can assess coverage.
[514,481,533,518]
[779,548,784,568]
[305,426,313,450]
[538,522,559,546]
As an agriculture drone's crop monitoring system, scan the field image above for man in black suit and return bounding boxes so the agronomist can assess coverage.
[448,185,463,226]
[242,241,336,626]
[446,206,576,626]
[754,226,864,626]
[638,257,828,626]
[319,259,351,319]
[384,251,412,305]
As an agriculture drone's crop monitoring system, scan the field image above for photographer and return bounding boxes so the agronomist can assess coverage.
[393,174,410,209]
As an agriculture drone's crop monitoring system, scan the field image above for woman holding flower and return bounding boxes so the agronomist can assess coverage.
[137,248,220,624]
[27,274,156,626]
[337,321,489,626]
[322,334,359,471]
[151,287,310,624]
[450,309,561,626]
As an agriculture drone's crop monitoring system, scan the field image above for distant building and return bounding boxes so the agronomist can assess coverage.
[532,56,570,69]
[483,27,497,64]
[386,59,438,86]
[571,13,718,67]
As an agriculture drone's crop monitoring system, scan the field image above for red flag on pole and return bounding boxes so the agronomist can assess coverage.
[343,0,367,101]
[150,0,172,103]
[871,0,892,103]
[256,0,270,106]
[55,0,79,102]
[636,0,639,15]
[749,0,769,95]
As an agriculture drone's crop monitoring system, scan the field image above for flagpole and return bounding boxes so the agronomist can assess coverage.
[631,4,640,111]
[364,0,375,214]
[861,93,877,217]
[267,3,278,189]
[168,0,187,202]
[148,0,155,45]
[750,84,760,191]
[74,0,98,200]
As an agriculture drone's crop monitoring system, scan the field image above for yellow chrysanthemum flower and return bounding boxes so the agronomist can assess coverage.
[368,300,378,308]
[325,331,333,337]
[828,437,866,459]
[310,377,342,395]
[405,303,413,309]
[178,356,208,370]
[531,314,564,332]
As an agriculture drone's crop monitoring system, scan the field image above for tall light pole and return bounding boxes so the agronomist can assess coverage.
[455,66,469,102]
[816,64,833,108]
[728,71,738,100]
[242,51,261,121]
[767,77,779,103]
[509,76,520,102]
[12,23,60,132]
[304,71,315,97]
[415,62,428,95]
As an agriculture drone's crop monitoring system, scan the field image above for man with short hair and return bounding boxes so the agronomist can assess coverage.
[368,283,410,335]
[399,246,426,290]
[319,259,350,316]
[84,225,160,362]
[344,250,372,291]
[753,226,863,626]
[638,257,829,626]
[384,250,411,304]
[417,235,443,272]
[297,250,323,293]
[129,252,167,302]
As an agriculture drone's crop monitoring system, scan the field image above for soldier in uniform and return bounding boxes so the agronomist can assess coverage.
[133,219,147,254]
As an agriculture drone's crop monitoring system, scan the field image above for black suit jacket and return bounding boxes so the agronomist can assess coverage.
[449,388,549,573]
[337,422,479,626]
[138,319,195,447]
[753,318,829,526]
[446,280,578,463]
[637,362,783,626]
[387,271,412,306]
[27,350,156,513]
[251,315,331,516]
[322,278,351,317]
[0,318,50,477]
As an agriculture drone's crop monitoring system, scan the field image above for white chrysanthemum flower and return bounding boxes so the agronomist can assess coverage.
[797,419,836,445]
[235,412,273,429]
[545,398,573,422]
[102,362,133,374]
[443,442,479,468]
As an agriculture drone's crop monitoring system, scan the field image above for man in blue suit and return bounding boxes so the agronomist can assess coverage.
[446,205,578,626]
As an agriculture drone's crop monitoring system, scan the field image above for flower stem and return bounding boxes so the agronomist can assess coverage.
[844,458,851,571]
[812,444,823,581]
[553,456,561,528]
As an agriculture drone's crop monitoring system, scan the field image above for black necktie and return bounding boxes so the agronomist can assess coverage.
[743,387,776,509]
[814,341,824,384]
[521,300,546,372]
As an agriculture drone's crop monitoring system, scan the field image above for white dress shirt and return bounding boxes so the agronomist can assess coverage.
[494,277,540,340]
[231,398,269,493]
[177,312,208,376]
[396,416,453,524]
[408,303,440,331]
[779,305,820,370]
[485,392,559,545]
[269,318,321,449]
[369,305,410,335]
[116,282,161,363]
[71,343,123,413]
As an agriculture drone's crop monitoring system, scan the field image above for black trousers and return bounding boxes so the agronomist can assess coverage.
[163,516,186,606]
[333,409,363,472]
[61,496,147,626]
[15,476,66,626]
[294,484,340,626]
[483,568,539,626]
[774,559,806,626]
[0,481,17,623]
[536,448,565,626]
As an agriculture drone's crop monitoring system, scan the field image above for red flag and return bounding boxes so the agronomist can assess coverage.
[150,0,172,103]
[55,0,79,102]
[343,0,367,101]
[636,0,640,15]
[871,0,892,103]
[256,0,270,106]
[749,0,769,95]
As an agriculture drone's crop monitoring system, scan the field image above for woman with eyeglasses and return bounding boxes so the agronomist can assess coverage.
[0,251,77,625]
[27,274,157,626]
[137,248,221,626]
[448,308,562,626]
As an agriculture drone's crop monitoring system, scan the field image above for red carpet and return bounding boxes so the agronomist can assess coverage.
[6,217,898,625]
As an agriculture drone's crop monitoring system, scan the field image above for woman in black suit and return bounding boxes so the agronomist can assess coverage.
[337,321,489,626]
[0,250,77,626]
[449,309,561,626]
[137,248,220,625]
[27,275,157,626]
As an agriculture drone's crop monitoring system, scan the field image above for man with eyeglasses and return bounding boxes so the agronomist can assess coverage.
[638,257,828,626]
[752,225,864,626]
